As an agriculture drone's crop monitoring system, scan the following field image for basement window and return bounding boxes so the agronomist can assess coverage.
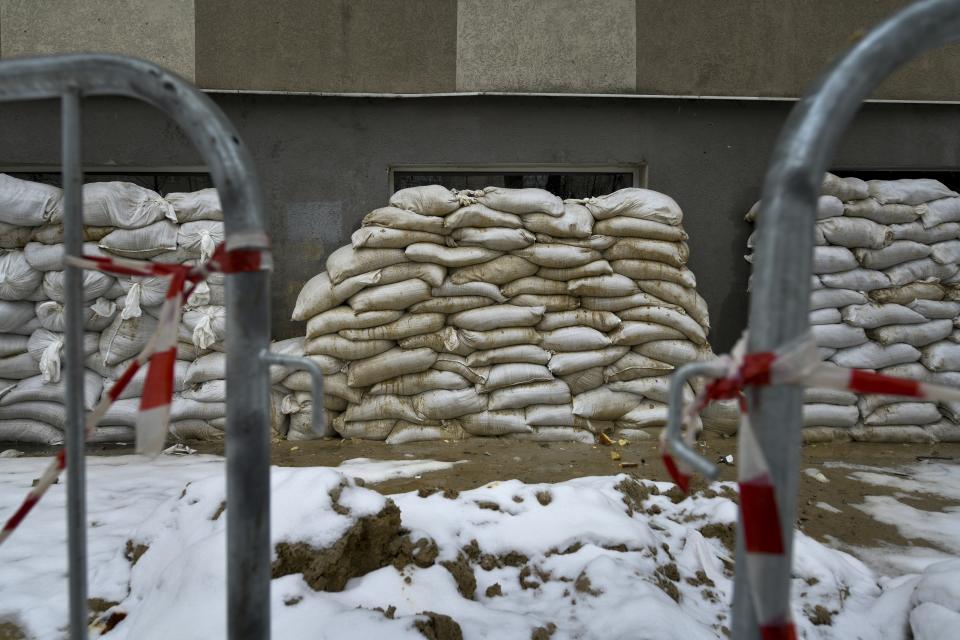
[390,165,644,201]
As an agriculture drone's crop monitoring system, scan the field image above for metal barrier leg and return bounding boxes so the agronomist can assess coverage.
[61,86,89,640]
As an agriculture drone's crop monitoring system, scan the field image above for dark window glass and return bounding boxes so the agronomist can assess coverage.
[393,171,634,200]
[7,172,212,195]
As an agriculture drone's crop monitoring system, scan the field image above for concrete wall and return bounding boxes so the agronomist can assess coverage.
[1,95,958,351]
[2,1,959,99]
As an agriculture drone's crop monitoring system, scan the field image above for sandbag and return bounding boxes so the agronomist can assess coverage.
[99,313,158,366]
[386,421,467,445]
[294,269,389,320]
[537,260,613,281]
[0,419,63,444]
[83,182,175,229]
[335,416,397,440]
[339,313,444,341]
[432,278,509,302]
[433,354,488,385]
[889,221,960,243]
[850,426,935,444]
[854,241,930,270]
[344,394,420,423]
[99,220,178,258]
[870,282,944,305]
[325,246,407,285]
[921,341,960,371]
[370,370,470,396]
[810,288,867,310]
[804,388,858,405]
[389,185,461,216]
[603,238,689,267]
[617,401,670,428]
[449,255,538,285]
[476,187,563,216]
[347,347,436,387]
[409,296,492,314]
[864,402,941,426]
[593,216,687,242]
[351,226,445,249]
[886,258,958,287]
[0,251,42,300]
[869,320,953,347]
[603,352,673,382]
[42,269,115,303]
[611,313,699,346]
[844,199,917,224]
[181,380,227,403]
[810,308,841,325]
[306,307,402,338]
[579,188,682,225]
[0,401,66,428]
[487,380,571,411]
[831,342,920,369]
[451,227,534,251]
[455,410,532,436]
[0,371,101,410]
[514,244,600,268]
[917,196,960,227]
[609,375,693,405]
[801,427,850,444]
[105,359,190,400]
[31,224,113,246]
[398,326,471,355]
[166,188,222,222]
[508,294,578,311]
[540,326,611,352]
[611,260,696,288]
[802,404,859,428]
[547,346,629,376]
[537,309,620,332]
[501,276,569,297]
[23,241,102,272]
[822,173,868,201]
[811,324,868,349]
[566,274,637,297]
[561,367,606,395]
[908,299,960,319]
[819,269,891,291]
[0,174,62,226]
[523,203,593,238]
[637,281,709,328]
[458,327,541,351]
[305,334,393,360]
[467,345,552,367]
[581,291,674,312]
[363,206,444,234]
[348,278,432,312]
[930,240,960,265]
[634,340,709,367]
[818,217,892,249]
[450,304,544,331]
[28,329,98,382]
[443,204,523,229]
[406,243,501,267]
[0,335,28,359]
[573,387,641,420]
[0,301,36,334]
[182,305,226,349]
[478,363,554,392]
[812,246,858,274]
[414,388,488,420]
[869,179,957,206]
[925,421,960,442]
[524,404,576,427]
[507,427,594,443]
[0,222,33,249]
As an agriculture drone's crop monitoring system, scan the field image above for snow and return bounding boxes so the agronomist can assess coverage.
[816,501,842,514]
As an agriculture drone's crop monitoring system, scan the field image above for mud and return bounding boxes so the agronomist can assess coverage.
[414,611,463,640]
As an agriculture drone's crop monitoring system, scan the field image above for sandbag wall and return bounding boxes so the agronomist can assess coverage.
[0,173,253,445]
[281,185,740,443]
[746,173,960,444]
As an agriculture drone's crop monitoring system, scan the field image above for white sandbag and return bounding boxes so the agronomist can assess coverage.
[27,329,98,383]
[613,312,700,345]
[347,347,436,387]
[487,380,571,411]
[176,221,224,261]
[292,270,382,320]
[451,227,534,250]
[344,394,421,423]
[103,359,189,401]
[0,222,33,249]
[0,335,28,359]
[810,323,868,349]
[925,421,960,442]
[0,401,65,428]
[82,182,175,228]
[385,421,467,445]
[561,367,606,395]
[455,410,531,436]
[802,404,859,428]
[537,260,613,281]
[525,403,576,427]
[99,220,178,258]
[869,179,957,206]
[0,371,101,410]
[869,319,953,347]
[804,388,858,405]
[0,251,42,300]
[817,347,837,360]
[31,224,113,246]
[593,216,687,242]
[478,363,553,392]
[168,420,224,442]
[611,260,696,289]
[508,427,594,443]
[99,313,158,367]
[42,269,116,303]
[603,352,673,382]
[812,246,858,274]
[466,345,552,367]
[389,185,461,216]
[325,246,407,285]
[352,226,446,250]
[581,291,674,312]
[458,327,541,351]
[513,244,600,268]
[537,309,620,332]
[523,203,593,238]
[501,276,569,297]
[181,380,227,403]
[334,416,396,440]
[566,274,637,297]
[547,346,629,376]
[433,353,488,385]
[305,334,393,360]
[886,258,958,286]
[476,187,563,216]
[579,188,682,225]
[398,326,471,355]
[821,173,868,201]
[406,243,501,267]
[370,370,470,396]
[450,304,544,331]
[182,305,226,349]
[443,204,523,229]
[810,288,867,310]
[449,255,538,285]
[603,238,689,267]
[534,235,616,253]
[409,296,492,314]
[0,419,63,444]
[634,340,709,367]
[864,402,941,426]
[908,299,960,319]
[363,206,444,234]
[819,269,891,292]
[23,241,102,272]
[810,308,841,325]
[306,307,402,338]
[339,313,444,341]
[637,281,709,327]
[831,342,920,369]
[608,375,693,405]
[0,174,62,226]
[572,387,641,420]
[818,217,892,249]
[870,282,944,305]
[617,401,670,428]
[844,199,917,224]
[414,387,488,420]
[284,372,361,405]
[930,240,960,265]
[921,340,960,371]
[0,301,36,333]
[850,426,936,444]
[432,279,507,303]
[166,188,221,223]
[508,294,578,311]
[917,196,960,227]
[348,278,432,312]
[540,326,611,352]
[889,221,959,243]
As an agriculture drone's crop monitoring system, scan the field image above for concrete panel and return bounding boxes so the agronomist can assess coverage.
[0,0,195,80]
[195,0,457,92]
[456,0,636,93]
[635,0,960,101]
[2,95,959,350]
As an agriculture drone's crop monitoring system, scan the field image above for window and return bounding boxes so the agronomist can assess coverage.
[390,165,644,201]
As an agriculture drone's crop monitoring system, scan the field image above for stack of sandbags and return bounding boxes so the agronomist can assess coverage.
[282,184,737,444]
[746,173,960,444]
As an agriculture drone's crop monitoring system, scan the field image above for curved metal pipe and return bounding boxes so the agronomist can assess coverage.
[742,1,960,636]
[663,361,726,480]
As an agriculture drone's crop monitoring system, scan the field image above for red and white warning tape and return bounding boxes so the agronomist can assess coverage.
[661,333,960,640]
[0,242,270,547]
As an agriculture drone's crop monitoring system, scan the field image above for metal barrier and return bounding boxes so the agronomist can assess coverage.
[0,54,276,639]
[665,0,960,637]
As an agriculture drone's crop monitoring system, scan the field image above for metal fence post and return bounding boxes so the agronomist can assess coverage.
[736,1,960,636]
